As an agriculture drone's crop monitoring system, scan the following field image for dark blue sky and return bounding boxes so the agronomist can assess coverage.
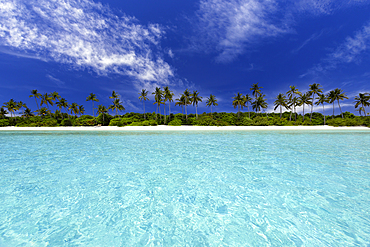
[1,0,370,116]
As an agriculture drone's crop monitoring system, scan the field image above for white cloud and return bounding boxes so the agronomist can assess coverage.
[0,0,173,84]
[194,0,290,62]
[302,22,370,77]
[192,0,370,62]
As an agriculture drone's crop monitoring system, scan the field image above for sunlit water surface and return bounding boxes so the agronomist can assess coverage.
[0,130,370,246]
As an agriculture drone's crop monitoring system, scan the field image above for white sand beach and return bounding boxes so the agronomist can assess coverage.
[0,125,369,131]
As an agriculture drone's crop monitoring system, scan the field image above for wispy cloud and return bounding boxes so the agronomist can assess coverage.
[294,0,369,15]
[193,0,290,62]
[301,21,370,77]
[0,0,173,84]
[292,30,324,53]
[46,74,65,88]
[192,0,370,62]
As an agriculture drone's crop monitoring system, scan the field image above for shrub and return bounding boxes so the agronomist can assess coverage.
[269,117,288,126]
[78,115,94,120]
[61,119,72,126]
[128,120,158,126]
[363,117,370,127]
[96,113,113,126]
[0,119,10,127]
[74,118,95,126]
[241,117,253,126]
[168,118,182,126]
[109,118,124,127]
[253,116,269,126]
[40,119,58,127]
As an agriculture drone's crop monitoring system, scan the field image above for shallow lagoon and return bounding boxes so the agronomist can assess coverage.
[0,130,369,246]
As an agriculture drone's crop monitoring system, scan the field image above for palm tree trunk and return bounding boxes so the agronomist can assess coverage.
[280,105,282,119]
[185,104,188,121]
[211,105,213,115]
[35,98,40,111]
[238,104,240,118]
[247,104,250,118]
[46,103,53,119]
[155,104,158,120]
[65,107,70,120]
[158,103,162,121]
[363,103,367,116]
[302,104,305,122]
[332,102,335,119]
[196,104,198,119]
[310,93,315,121]
[143,102,146,120]
[337,100,343,118]
[164,102,166,124]
[168,103,171,121]
[323,105,326,125]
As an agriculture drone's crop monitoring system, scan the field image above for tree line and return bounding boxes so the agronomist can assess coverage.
[1,83,369,127]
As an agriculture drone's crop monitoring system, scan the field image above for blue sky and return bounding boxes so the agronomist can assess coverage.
[1,0,370,116]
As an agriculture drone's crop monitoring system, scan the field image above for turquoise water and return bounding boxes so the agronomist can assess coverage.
[0,130,370,246]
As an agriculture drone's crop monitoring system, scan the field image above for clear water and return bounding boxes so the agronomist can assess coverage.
[0,130,370,246]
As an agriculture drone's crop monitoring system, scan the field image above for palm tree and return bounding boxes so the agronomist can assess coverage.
[97,105,108,123]
[69,103,79,117]
[23,108,34,118]
[175,95,186,119]
[274,93,287,119]
[232,93,245,118]
[191,90,202,119]
[78,105,85,117]
[206,94,218,115]
[250,83,263,98]
[327,90,336,119]
[109,98,125,119]
[109,90,121,117]
[308,83,323,121]
[50,91,61,103]
[252,95,268,114]
[316,93,329,125]
[54,110,62,120]
[40,93,54,118]
[298,93,312,122]
[3,99,17,122]
[183,89,191,121]
[36,107,49,118]
[139,89,149,120]
[328,88,348,119]
[0,107,8,119]
[56,98,69,120]
[287,86,302,121]
[356,107,365,116]
[17,101,27,118]
[29,89,41,111]
[245,94,252,118]
[354,93,370,117]
[152,87,163,121]
[110,91,119,101]
[164,86,174,122]
[86,93,99,118]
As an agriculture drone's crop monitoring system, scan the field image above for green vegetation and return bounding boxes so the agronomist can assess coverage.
[1,86,369,127]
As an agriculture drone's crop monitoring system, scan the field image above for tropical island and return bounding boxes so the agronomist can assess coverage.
[1,83,370,128]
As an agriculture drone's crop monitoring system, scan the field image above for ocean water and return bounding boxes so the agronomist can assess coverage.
[0,130,369,246]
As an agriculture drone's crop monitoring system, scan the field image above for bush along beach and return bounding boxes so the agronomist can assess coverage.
[1,84,370,127]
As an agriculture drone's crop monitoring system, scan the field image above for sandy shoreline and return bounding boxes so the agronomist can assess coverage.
[0,125,369,131]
